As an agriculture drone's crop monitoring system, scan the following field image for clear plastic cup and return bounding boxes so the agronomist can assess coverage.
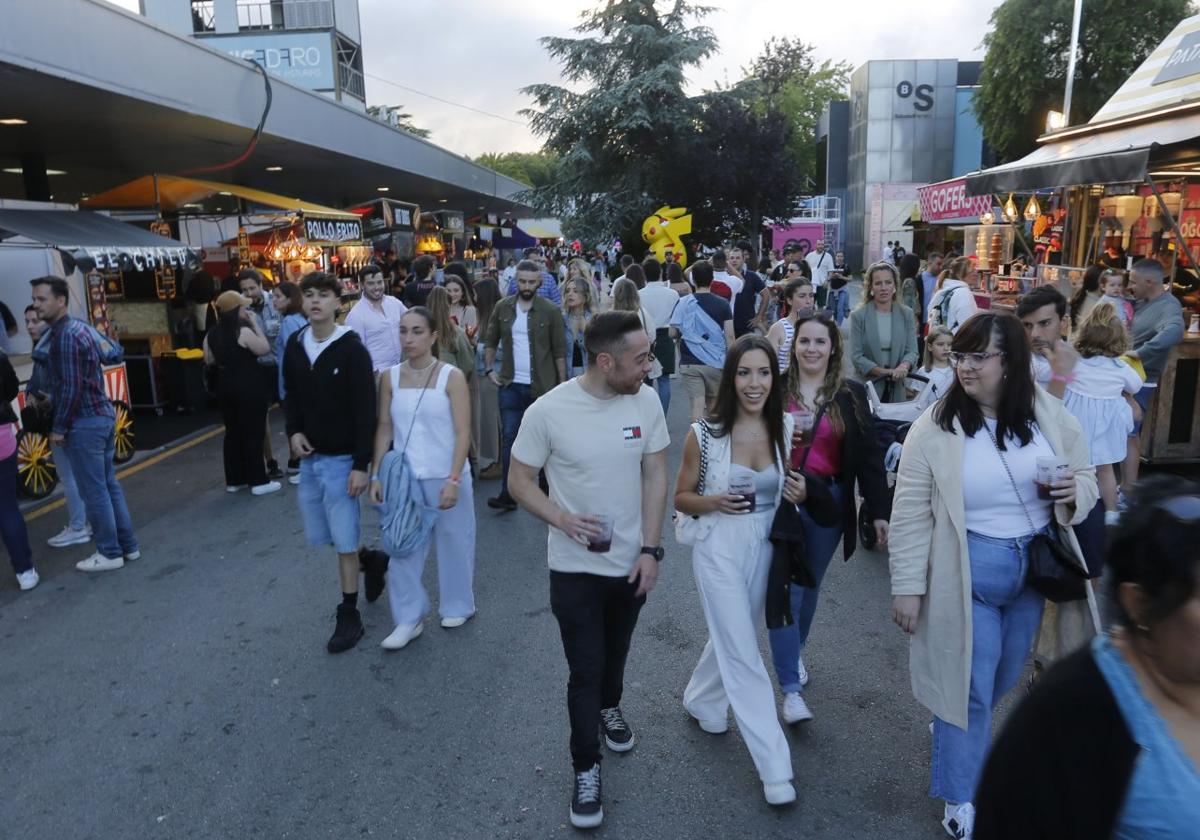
[728,474,756,513]
[1035,456,1070,501]
[587,514,614,553]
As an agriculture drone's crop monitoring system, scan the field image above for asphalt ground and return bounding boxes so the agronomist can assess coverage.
[0,360,966,840]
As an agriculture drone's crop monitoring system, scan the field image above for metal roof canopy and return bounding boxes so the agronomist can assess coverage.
[0,0,531,215]
[966,14,1200,195]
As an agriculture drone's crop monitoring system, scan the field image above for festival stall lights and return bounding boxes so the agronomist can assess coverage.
[265,231,322,262]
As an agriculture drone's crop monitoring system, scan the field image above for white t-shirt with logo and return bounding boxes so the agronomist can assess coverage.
[511,305,531,385]
[512,380,670,576]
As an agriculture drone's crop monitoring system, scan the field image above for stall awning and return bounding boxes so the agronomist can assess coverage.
[965,111,1200,195]
[0,208,197,272]
[516,218,563,240]
[83,175,359,221]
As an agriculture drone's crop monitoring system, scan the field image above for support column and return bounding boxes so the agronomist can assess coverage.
[20,154,50,201]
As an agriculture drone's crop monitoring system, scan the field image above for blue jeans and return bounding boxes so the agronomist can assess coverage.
[930,529,1046,804]
[767,483,844,693]
[827,288,850,325]
[0,452,33,574]
[654,375,671,414]
[63,414,137,560]
[296,454,361,554]
[51,442,87,531]
[498,382,535,496]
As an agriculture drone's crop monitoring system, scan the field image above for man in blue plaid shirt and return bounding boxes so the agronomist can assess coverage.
[31,276,139,573]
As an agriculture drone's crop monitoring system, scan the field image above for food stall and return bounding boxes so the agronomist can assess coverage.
[0,204,200,496]
[964,13,1200,464]
[345,197,420,262]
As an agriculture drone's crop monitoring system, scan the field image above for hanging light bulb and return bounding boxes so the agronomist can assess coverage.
[1003,194,1019,222]
[980,209,995,225]
[1023,194,1041,221]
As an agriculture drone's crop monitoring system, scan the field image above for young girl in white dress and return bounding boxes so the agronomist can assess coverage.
[915,326,955,409]
[1062,302,1143,524]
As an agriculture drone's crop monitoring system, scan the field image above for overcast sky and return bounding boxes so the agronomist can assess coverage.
[115,0,1004,157]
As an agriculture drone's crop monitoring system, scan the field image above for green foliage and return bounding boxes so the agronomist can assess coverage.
[975,0,1192,163]
[365,104,431,139]
[518,0,719,246]
[472,151,560,188]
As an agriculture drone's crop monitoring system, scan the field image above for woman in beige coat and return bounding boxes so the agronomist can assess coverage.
[887,311,1099,840]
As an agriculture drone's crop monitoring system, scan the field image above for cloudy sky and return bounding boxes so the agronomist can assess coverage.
[115,0,1004,157]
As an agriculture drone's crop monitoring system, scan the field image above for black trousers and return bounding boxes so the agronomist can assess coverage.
[550,570,646,770]
[220,386,268,488]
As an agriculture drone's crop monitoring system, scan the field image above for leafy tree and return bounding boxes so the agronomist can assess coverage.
[518,0,718,246]
[472,151,560,188]
[975,0,1191,163]
[366,104,431,139]
[739,38,851,192]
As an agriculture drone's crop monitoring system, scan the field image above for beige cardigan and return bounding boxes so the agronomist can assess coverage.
[887,388,1100,729]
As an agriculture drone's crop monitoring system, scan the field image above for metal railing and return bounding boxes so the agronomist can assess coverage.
[339,62,365,100]
[236,0,333,31]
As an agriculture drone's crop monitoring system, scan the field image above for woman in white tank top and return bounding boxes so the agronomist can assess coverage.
[369,307,477,650]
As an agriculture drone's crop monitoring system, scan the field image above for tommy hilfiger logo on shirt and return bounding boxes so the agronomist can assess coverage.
[623,426,642,442]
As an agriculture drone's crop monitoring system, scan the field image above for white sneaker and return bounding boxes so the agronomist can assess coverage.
[782,692,813,724]
[47,525,91,548]
[942,802,975,839]
[124,550,141,562]
[684,703,728,734]
[440,615,471,629]
[226,485,248,493]
[16,568,39,590]
[75,552,124,573]
[763,781,796,806]
[251,481,282,496]
[797,654,809,687]
[288,473,301,485]
[380,620,423,650]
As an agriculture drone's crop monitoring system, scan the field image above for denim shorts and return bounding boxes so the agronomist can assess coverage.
[296,453,361,553]
[1131,384,1154,436]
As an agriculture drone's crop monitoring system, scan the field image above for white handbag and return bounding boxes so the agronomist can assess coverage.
[673,421,711,546]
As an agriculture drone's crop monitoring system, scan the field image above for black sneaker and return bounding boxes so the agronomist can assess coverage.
[569,763,603,829]
[359,548,389,603]
[286,458,301,475]
[266,460,284,480]
[326,604,364,654]
[600,706,635,752]
[487,493,518,512]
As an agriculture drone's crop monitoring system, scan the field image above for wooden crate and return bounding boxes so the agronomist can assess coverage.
[1141,336,1200,464]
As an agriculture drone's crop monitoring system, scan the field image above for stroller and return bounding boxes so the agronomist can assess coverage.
[858,374,929,551]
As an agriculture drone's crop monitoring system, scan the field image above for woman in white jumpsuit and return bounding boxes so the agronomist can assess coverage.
[369,307,476,650]
[673,334,807,806]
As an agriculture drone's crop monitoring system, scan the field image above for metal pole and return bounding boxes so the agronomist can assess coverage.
[1063,0,1084,123]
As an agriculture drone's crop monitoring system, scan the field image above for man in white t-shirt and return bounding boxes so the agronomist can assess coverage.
[344,265,406,372]
[804,240,835,289]
[509,311,669,831]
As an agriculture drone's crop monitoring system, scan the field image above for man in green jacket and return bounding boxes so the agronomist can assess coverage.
[484,260,567,511]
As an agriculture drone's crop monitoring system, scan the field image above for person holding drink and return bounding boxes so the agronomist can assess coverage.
[675,335,809,806]
[886,311,1098,840]
[508,311,669,830]
[768,313,891,725]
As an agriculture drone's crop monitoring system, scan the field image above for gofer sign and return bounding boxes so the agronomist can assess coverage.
[918,178,994,223]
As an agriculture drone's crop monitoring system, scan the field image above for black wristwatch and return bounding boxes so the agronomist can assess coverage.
[640,546,665,562]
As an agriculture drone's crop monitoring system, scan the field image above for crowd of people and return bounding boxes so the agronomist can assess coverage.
[4,240,1197,838]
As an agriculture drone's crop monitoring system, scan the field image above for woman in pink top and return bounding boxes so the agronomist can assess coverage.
[768,313,892,725]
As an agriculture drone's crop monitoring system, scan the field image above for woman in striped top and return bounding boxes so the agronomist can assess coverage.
[766,277,816,374]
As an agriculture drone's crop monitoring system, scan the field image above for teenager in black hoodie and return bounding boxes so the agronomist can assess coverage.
[284,271,377,653]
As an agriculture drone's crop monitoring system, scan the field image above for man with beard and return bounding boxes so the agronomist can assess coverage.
[239,268,284,479]
[508,311,669,830]
[345,264,406,372]
[483,259,566,511]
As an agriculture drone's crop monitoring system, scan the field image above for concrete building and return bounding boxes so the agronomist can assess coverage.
[0,0,526,214]
[819,60,991,269]
[141,0,366,108]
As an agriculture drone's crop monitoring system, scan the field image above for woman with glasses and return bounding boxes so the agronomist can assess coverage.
[765,278,815,374]
[768,313,891,726]
[888,311,1099,840]
[848,261,919,403]
[974,475,1200,839]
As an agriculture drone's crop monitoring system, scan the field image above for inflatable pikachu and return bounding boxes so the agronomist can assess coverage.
[642,206,692,267]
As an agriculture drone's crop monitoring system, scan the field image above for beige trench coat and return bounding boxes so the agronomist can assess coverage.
[887,388,1101,729]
